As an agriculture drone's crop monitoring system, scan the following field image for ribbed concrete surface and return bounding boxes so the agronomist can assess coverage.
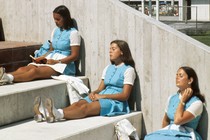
[0,112,142,140]
[0,77,89,126]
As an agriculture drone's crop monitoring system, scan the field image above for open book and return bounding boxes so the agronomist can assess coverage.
[30,55,47,64]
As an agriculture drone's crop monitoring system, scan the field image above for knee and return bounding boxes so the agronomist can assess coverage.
[79,104,88,116]
[28,67,39,75]
[17,66,27,72]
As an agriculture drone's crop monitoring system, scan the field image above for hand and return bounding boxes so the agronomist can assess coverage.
[33,56,47,64]
[46,59,57,65]
[88,92,103,101]
[181,88,193,103]
[88,92,96,101]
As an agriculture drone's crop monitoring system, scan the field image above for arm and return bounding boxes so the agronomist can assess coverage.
[162,113,170,128]
[59,30,81,64]
[46,45,80,64]
[174,88,195,125]
[57,45,80,64]
[88,80,105,101]
[47,30,81,64]
[91,80,106,94]
[93,83,133,101]
[91,66,135,102]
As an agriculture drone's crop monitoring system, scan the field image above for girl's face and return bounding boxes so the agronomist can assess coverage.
[53,13,64,28]
[109,43,123,64]
[176,68,192,91]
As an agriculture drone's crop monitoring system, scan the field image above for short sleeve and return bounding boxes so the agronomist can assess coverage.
[101,65,109,80]
[186,100,203,118]
[165,95,172,113]
[51,28,56,41]
[70,30,81,46]
[124,67,136,85]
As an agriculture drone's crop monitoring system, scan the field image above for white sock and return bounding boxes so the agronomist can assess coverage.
[39,101,48,118]
[7,74,14,83]
[54,109,64,120]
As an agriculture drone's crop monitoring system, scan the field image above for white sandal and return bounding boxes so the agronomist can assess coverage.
[33,96,47,122]
[45,98,56,123]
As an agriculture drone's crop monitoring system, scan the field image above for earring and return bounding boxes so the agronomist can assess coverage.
[188,82,191,85]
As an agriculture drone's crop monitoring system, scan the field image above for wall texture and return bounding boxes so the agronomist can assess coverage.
[0,0,209,138]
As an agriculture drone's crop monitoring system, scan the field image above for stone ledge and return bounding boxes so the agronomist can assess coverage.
[0,77,89,126]
[0,111,142,140]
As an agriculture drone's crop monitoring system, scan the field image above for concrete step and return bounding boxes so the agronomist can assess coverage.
[0,111,142,140]
[0,76,143,140]
[0,76,89,126]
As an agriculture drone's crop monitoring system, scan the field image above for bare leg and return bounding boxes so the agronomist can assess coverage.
[9,65,36,75]
[63,101,101,120]
[12,66,58,82]
[63,100,88,111]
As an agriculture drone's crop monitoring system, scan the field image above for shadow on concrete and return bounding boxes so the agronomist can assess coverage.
[72,18,86,76]
[128,72,141,111]
[0,18,5,41]
[197,104,208,140]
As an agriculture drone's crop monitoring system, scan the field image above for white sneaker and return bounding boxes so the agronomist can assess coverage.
[0,67,8,86]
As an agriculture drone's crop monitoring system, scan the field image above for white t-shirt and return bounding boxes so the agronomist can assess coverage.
[165,94,203,118]
[101,63,136,85]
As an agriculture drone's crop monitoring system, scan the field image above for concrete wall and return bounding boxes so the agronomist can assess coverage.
[0,0,209,138]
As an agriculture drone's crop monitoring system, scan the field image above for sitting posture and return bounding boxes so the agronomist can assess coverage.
[145,66,205,140]
[34,40,136,122]
[0,5,80,85]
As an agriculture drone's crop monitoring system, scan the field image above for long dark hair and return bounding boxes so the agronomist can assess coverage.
[180,66,205,102]
[53,5,74,29]
[110,40,135,68]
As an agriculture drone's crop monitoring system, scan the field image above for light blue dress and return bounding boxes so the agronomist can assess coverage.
[50,27,76,75]
[34,27,78,75]
[145,93,203,140]
[84,64,135,116]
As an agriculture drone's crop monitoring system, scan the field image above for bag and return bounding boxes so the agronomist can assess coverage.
[115,119,139,140]
[34,40,53,57]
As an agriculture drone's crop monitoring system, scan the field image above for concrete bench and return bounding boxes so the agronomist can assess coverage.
[0,111,142,140]
[0,77,89,126]
[0,76,143,140]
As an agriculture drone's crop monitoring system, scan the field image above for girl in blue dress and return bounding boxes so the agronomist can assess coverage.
[0,5,80,85]
[33,40,136,122]
[145,66,205,140]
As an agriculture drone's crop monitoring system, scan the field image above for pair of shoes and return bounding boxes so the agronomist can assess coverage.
[0,67,8,86]
[33,96,56,123]
[33,96,47,122]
